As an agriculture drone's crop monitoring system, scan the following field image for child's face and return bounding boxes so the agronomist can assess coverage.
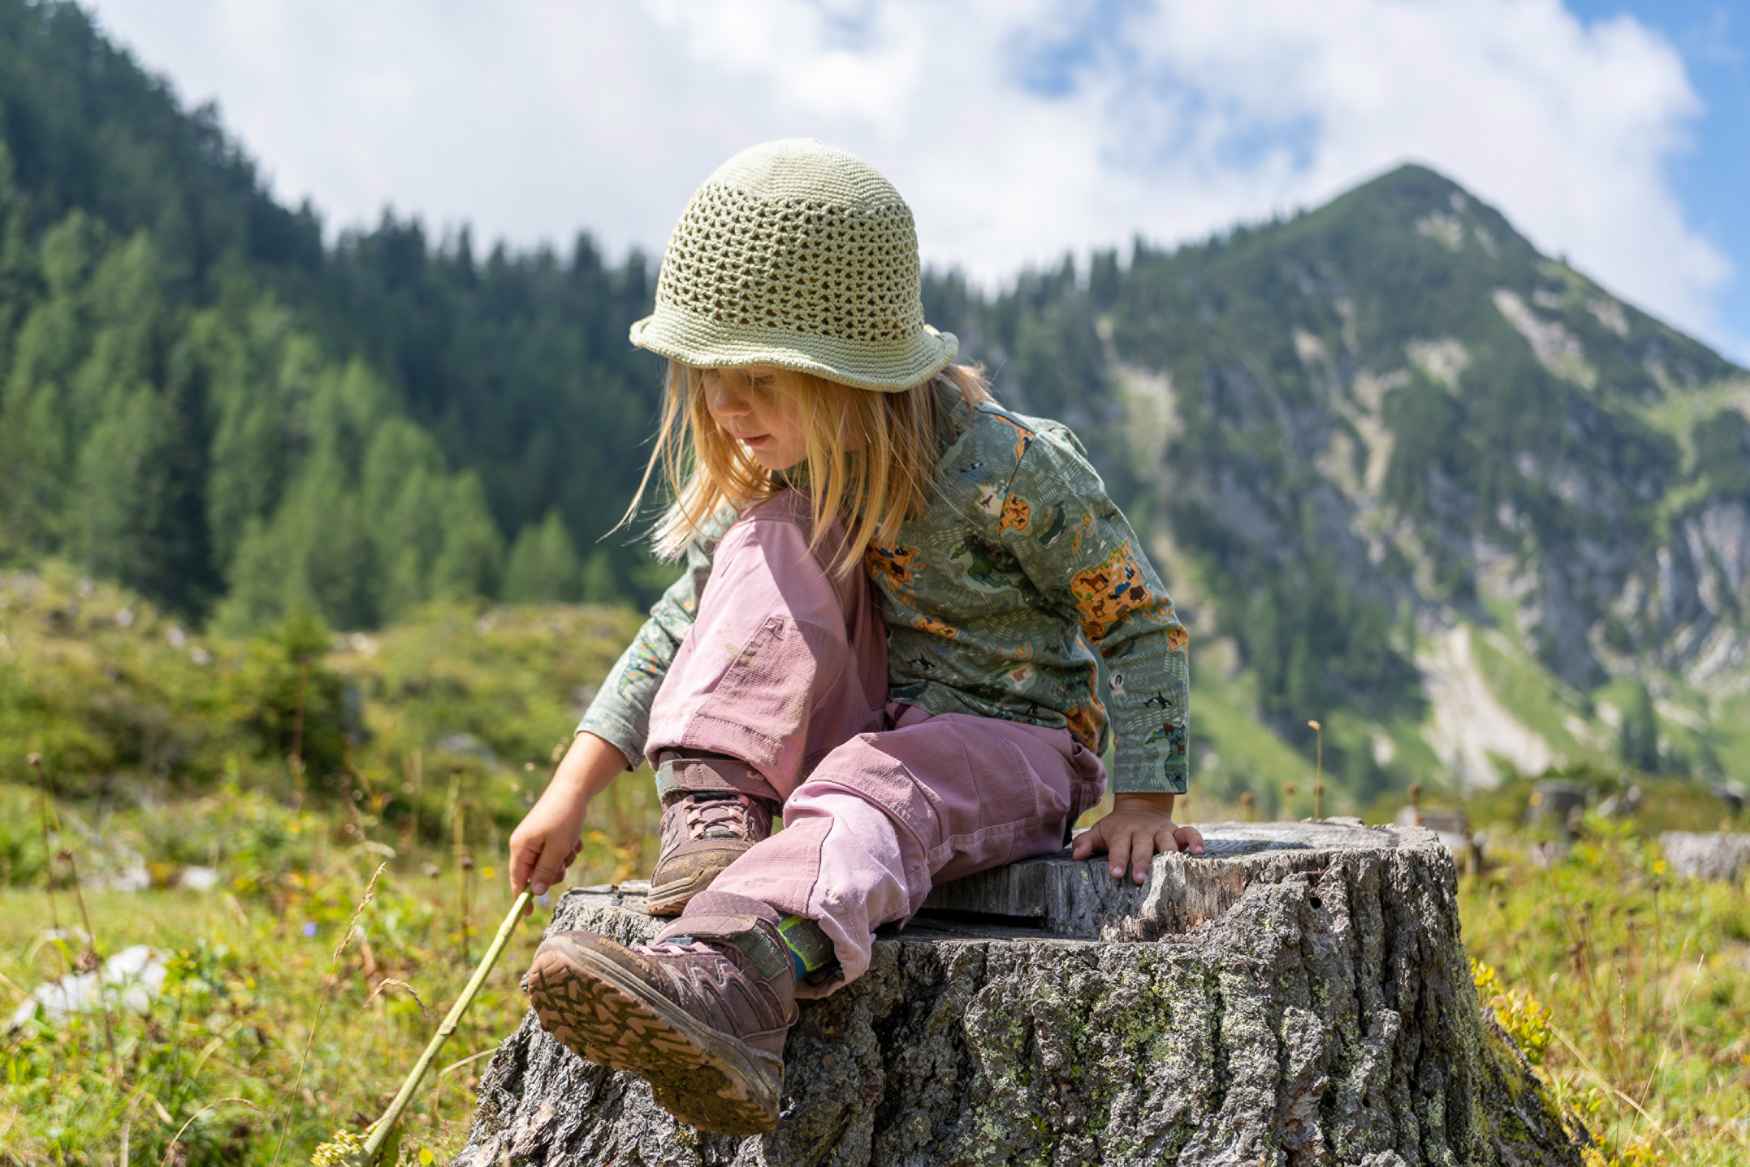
[702,366,808,471]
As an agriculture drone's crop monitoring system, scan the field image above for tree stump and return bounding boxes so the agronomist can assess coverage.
[455,821,1578,1166]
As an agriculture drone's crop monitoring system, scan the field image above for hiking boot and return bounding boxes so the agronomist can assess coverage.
[647,790,775,917]
[524,914,798,1134]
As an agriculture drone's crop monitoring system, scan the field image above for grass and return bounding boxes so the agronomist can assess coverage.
[1459,818,1750,1166]
[5,559,1750,1162]
[0,799,651,1166]
[1713,691,1750,778]
[1636,377,1750,469]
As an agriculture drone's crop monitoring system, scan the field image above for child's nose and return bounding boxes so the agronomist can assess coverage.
[708,383,750,416]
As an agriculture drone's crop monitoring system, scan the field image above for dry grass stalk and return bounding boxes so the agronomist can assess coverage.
[27,753,63,949]
[451,776,471,965]
[365,978,426,1014]
[30,752,119,1076]
[334,863,387,964]
[401,750,424,853]
[436,1047,496,1079]
[160,1098,261,1167]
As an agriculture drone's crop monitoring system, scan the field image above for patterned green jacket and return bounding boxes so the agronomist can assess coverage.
[578,379,1191,794]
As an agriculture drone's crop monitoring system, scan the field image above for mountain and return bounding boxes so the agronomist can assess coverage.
[1083,164,1747,799]
[3,0,1746,806]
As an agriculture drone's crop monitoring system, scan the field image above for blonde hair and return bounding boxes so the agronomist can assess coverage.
[617,361,994,580]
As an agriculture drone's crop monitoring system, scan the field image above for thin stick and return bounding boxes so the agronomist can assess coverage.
[359,891,532,1162]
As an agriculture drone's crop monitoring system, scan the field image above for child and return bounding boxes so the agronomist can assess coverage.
[507,138,1200,1136]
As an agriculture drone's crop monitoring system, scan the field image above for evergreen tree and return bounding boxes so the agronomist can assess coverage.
[431,473,505,600]
[73,385,181,601]
[503,510,581,602]
[579,550,618,603]
[1088,247,1120,311]
[1617,682,1660,773]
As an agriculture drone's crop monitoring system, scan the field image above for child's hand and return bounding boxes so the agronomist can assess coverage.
[507,731,635,915]
[1072,792,1205,884]
[508,775,589,908]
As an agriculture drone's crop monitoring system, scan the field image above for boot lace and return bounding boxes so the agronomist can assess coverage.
[683,792,763,840]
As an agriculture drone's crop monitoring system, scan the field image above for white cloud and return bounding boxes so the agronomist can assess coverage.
[84,0,1744,364]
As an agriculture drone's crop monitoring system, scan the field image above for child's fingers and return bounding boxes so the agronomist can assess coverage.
[528,841,570,897]
[1174,824,1206,856]
[1129,831,1156,883]
[1071,821,1104,860]
[1105,830,1133,882]
[509,841,535,892]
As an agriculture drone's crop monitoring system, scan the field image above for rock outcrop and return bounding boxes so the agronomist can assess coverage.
[456,821,1578,1166]
[1660,831,1750,884]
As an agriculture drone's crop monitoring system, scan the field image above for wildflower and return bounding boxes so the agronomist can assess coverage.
[303,921,318,938]
[309,1129,365,1166]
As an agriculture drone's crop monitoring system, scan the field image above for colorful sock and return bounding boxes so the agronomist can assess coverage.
[776,914,837,982]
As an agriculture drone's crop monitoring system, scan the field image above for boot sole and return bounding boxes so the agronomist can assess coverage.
[526,935,782,1135]
[644,866,716,916]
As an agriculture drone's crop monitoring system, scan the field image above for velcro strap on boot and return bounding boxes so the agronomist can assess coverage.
[653,752,766,801]
[655,913,792,981]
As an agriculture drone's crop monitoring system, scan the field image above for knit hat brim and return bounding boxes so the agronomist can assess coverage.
[630,306,958,393]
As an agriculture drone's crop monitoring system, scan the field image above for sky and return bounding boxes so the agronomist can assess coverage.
[82,0,1750,366]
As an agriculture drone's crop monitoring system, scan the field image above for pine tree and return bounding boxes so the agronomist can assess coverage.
[1089,247,1121,311]
[1617,682,1660,773]
[503,511,581,602]
[73,385,181,601]
[431,473,506,600]
[579,551,618,603]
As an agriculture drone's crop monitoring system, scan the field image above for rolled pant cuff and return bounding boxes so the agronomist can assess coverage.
[652,751,782,804]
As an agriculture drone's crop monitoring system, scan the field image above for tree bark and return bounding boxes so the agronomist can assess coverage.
[455,821,1579,1166]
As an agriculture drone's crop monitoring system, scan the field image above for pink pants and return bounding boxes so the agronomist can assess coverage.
[644,490,1107,996]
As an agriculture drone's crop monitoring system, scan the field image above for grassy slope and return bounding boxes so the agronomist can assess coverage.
[4,562,1748,1162]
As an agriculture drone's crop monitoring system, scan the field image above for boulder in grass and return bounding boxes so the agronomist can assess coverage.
[1659,832,1750,884]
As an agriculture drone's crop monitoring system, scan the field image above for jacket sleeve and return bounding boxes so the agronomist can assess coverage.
[997,424,1191,794]
[574,510,731,770]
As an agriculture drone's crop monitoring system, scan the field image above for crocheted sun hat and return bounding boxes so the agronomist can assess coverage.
[629,138,958,393]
